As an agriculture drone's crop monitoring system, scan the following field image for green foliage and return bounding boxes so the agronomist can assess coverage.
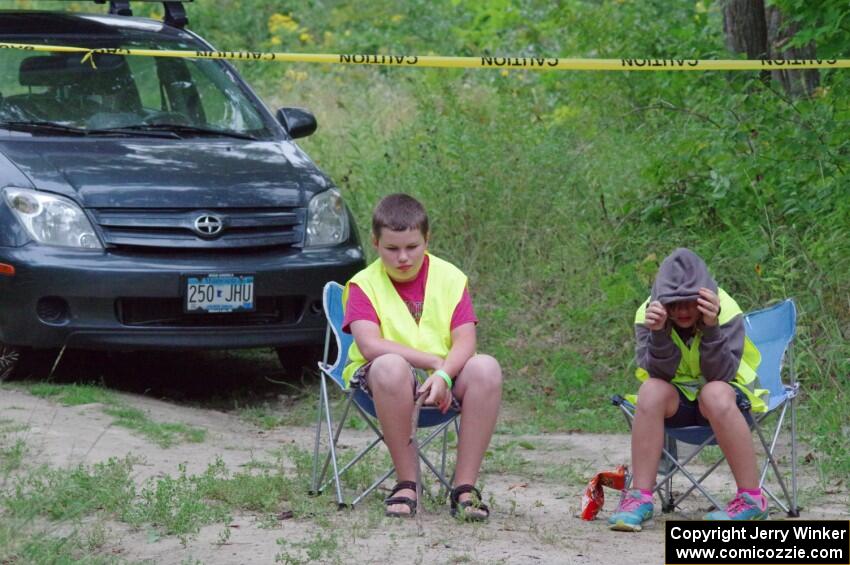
[768,0,850,58]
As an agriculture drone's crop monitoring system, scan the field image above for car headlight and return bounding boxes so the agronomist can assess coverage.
[305,189,349,247]
[3,187,102,249]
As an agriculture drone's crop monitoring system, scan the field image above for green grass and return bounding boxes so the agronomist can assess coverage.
[27,383,115,406]
[102,405,206,448]
[240,405,288,430]
[275,531,342,565]
[15,381,208,448]
[0,445,348,559]
[237,394,317,430]
[0,439,27,474]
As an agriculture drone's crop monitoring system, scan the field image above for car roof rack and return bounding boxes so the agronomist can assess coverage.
[88,1,193,29]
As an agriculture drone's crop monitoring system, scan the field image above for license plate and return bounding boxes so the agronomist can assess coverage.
[185,273,255,313]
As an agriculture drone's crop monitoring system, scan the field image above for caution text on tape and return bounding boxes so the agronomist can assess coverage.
[1,42,846,71]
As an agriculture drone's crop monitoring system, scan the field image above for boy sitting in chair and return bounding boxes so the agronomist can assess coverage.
[342,193,502,520]
[609,248,768,531]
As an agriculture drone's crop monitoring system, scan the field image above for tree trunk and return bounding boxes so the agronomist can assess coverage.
[766,6,820,98]
[723,0,769,59]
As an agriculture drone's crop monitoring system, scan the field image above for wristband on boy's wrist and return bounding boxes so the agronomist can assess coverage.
[433,369,453,388]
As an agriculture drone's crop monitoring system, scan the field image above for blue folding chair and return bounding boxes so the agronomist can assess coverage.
[311,281,460,507]
[612,299,800,516]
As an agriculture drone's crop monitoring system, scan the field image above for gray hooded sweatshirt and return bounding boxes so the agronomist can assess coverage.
[634,248,745,383]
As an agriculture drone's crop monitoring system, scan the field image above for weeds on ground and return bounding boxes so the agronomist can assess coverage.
[15,381,207,448]
[0,439,26,474]
[0,444,353,558]
[27,382,114,406]
[275,531,342,565]
[102,405,205,448]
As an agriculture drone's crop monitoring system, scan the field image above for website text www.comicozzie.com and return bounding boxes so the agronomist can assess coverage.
[665,521,849,565]
[673,546,844,562]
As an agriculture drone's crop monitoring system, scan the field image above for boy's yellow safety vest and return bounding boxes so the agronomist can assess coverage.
[632,288,768,412]
[342,253,468,386]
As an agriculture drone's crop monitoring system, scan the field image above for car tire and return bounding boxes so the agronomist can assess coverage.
[0,345,60,381]
[275,345,325,375]
[0,342,21,381]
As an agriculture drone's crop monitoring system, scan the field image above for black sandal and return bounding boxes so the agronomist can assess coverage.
[450,484,490,522]
[384,480,418,518]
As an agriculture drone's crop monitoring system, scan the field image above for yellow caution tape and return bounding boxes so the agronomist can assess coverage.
[1,42,847,71]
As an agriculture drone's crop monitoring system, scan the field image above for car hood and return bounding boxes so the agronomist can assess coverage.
[0,138,331,208]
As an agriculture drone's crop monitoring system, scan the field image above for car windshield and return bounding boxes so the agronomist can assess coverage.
[0,29,274,139]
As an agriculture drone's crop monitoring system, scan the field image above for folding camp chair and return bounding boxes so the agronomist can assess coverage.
[311,281,461,508]
[611,299,800,516]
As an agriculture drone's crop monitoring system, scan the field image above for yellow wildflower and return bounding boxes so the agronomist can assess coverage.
[268,13,299,34]
[285,69,309,82]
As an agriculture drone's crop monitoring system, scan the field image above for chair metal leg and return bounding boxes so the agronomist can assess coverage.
[672,453,727,509]
[348,417,458,507]
[757,405,786,487]
[660,436,677,512]
[654,437,725,511]
[753,403,792,515]
[310,374,326,495]
[752,416,795,515]
[439,426,448,497]
[620,399,727,510]
[789,393,799,515]
[410,419,456,491]
[417,421,456,491]
[319,374,345,508]
[319,436,383,495]
[762,485,789,514]
[318,399,384,495]
[317,392,355,489]
[352,466,396,507]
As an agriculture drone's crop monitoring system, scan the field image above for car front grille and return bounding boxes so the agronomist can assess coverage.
[90,208,305,250]
[117,296,305,327]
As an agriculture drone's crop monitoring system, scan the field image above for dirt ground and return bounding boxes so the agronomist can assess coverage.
[1,350,847,564]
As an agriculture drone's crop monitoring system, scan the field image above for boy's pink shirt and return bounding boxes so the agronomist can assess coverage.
[342,255,478,334]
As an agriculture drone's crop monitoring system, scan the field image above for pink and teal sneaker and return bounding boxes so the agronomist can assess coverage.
[608,489,654,532]
[703,492,768,521]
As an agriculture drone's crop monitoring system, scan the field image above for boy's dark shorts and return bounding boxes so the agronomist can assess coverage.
[664,384,751,428]
[351,361,461,410]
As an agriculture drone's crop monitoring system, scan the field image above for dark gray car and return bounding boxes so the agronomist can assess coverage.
[0,4,365,378]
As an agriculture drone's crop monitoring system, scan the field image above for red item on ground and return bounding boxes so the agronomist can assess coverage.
[579,465,628,521]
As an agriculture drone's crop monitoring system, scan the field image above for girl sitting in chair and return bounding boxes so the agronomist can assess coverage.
[609,248,768,531]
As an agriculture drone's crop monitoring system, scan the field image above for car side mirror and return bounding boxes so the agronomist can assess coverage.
[276,107,317,139]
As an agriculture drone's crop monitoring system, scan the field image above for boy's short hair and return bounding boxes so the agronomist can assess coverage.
[371,193,429,239]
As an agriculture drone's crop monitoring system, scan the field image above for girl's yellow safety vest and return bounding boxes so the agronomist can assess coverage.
[341,253,467,386]
[633,288,768,412]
